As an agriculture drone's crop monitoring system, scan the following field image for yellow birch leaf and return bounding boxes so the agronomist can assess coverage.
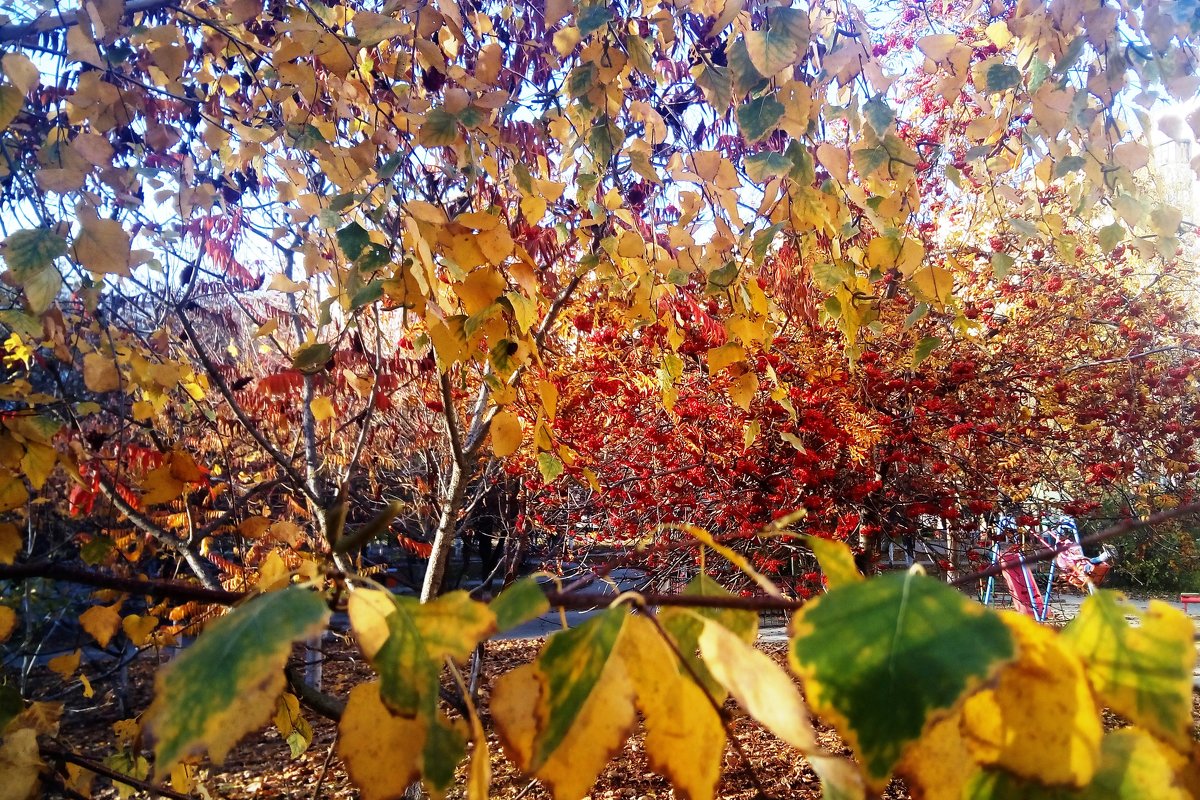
[0,522,21,566]
[490,410,522,457]
[803,535,863,590]
[255,551,290,591]
[267,273,309,293]
[456,268,507,315]
[83,352,120,393]
[48,649,81,677]
[961,612,1102,787]
[427,317,468,372]
[0,728,42,800]
[917,34,959,62]
[0,470,26,513]
[1061,592,1195,750]
[337,683,428,800]
[73,212,133,276]
[897,710,978,800]
[0,86,20,133]
[2,54,39,95]
[79,602,123,648]
[0,605,16,642]
[140,464,184,506]
[492,608,637,800]
[697,615,819,751]
[618,615,725,800]
[728,368,759,410]
[910,265,954,307]
[19,442,55,490]
[269,520,305,548]
[707,343,745,373]
[310,396,335,422]
[122,614,159,647]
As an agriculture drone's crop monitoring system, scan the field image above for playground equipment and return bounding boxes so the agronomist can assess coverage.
[981,518,1112,621]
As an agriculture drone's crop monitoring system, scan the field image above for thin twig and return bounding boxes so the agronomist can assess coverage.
[43,746,194,800]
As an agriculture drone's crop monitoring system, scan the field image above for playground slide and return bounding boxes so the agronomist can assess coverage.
[999,551,1043,618]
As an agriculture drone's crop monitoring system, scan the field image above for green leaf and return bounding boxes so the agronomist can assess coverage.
[744,151,794,183]
[292,341,332,373]
[862,96,894,135]
[991,252,1014,280]
[537,453,564,483]
[1053,155,1086,178]
[912,336,941,367]
[737,93,785,142]
[366,591,496,716]
[144,587,331,778]
[802,536,863,590]
[1098,223,1125,252]
[491,576,550,632]
[3,228,67,278]
[743,7,809,76]
[728,38,768,97]
[693,61,732,113]
[337,222,371,261]
[1061,592,1196,749]
[789,572,1015,789]
[751,222,784,264]
[566,62,598,98]
[576,2,613,36]
[983,62,1022,92]
[421,109,460,147]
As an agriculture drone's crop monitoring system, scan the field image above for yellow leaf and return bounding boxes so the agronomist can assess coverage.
[2,54,39,95]
[337,682,425,800]
[0,605,16,642]
[80,673,94,698]
[310,396,335,422]
[917,34,959,62]
[803,535,863,590]
[19,442,54,490]
[256,551,290,591]
[48,649,81,677]
[984,21,1012,48]
[456,267,507,315]
[490,410,522,457]
[697,615,819,751]
[538,380,558,419]
[0,470,26,513]
[83,352,120,393]
[521,195,547,221]
[728,368,759,411]
[73,211,133,276]
[961,612,1102,787]
[0,520,21,563]
[266,274,309,293]
[255,319,279,337]
[707,343,745,373]
[897,710,979,800]
[140,464,183,506]
[866,234,925,276]
[427,317,468,372]
[122,614,158,647]
[816,143,850,184]
[618,615,725,800]
[0,728,42,800]
[79,602,122,648]
[269,520,305,548]
[492,610,638,800]
[909,265,954,307]
[0,86,20,133]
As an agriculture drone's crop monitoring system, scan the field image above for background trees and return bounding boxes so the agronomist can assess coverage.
[0,0,1199,796]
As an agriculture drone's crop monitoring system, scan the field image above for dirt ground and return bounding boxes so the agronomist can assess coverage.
[34,633,1200,800]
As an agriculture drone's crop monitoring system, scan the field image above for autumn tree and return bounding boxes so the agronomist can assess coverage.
[0,0,1199,798]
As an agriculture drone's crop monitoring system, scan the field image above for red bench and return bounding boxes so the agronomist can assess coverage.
[1181,593,1200,614]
